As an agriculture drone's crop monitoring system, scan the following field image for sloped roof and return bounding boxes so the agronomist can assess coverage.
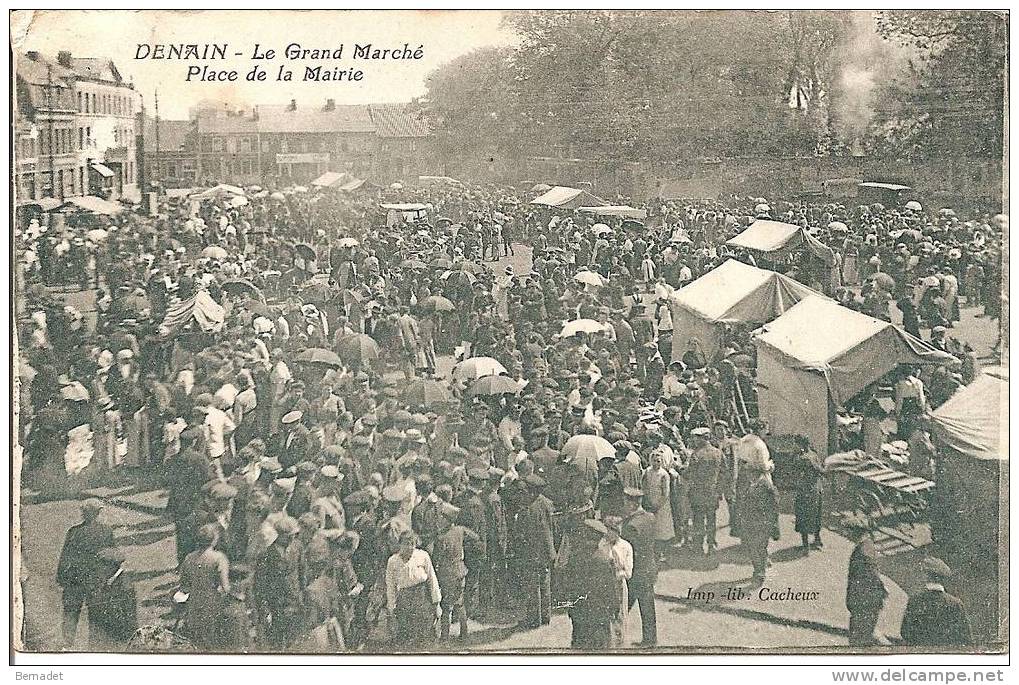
[931,368,1008,462]
[256,103,374,134]
[530,186,605,209]
[197,112,258,134]
[368,103,429,137]
[670,259,822,324]
[69,57,124,84]
[17,54,76,86]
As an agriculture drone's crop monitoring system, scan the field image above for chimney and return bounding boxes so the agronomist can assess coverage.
[57,51,72,67]
[288,99,297,111]
[26,51,39,61]
[324,98,335,111]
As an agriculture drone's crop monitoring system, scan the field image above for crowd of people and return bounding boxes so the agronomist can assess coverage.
[19,178,1001,652]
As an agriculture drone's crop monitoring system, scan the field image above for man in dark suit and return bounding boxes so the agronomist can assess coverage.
[844,516,888,645]
[621,487,659,647]
[900,557,973,646]
[516,474,556,629]
[456,468,489,619]
[740,459,780,584]
[57,498,115,648]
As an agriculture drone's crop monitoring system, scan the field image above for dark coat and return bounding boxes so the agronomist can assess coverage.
[455,489,488,567]
[794,450,824,535]
[486,492,508,562]
[845,539,887,613]
[740,475,779,542]
[900,588,973,646]
[686,445,723,511]
[621,508,658,587]
[57,520,115,588]
[517,493,556,568]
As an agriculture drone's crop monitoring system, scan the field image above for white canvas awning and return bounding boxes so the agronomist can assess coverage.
[530,186,605,209]
[90,162,115,178]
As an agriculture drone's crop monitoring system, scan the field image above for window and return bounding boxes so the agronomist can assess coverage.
[209,137,224,152]
[238,137,251,153]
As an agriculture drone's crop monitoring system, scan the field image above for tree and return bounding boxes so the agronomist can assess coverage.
[871,10,1007,157]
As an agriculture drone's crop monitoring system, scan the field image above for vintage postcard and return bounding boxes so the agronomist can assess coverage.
[9,9,1008,662]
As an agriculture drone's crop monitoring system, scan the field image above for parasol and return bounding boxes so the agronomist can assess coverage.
[435,217,454,227]
[390,182,404,190]
[561,434,615,468]
[336,334,380,366]
[422,295,455,313]
[400,258,427,270]
[868,272,896,291]
[402,378,453,408]
[221,279,263,301]
[86,228,109,241]
[270,192,286,202]
[294,243,318,261]
[240,299,273,318]
[561,318,610,337]
[294,347,344,368]
[440,270,477,287]
[202,245,228,260]
[452,356,507,381]
[466,375,522,398]
[574,271,608,287]
[591,223,612,236]
[335,237,360,248]
[827,221,848,232]
[904,201,922,211]
[229,195,249,208]
[430,257,453,269]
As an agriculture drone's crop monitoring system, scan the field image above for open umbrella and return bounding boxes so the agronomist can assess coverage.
[423,295,455,313]
[221,279,263,301]
[400,258,427,270]
[591,223,612,236]
[336,237,360,248]
[452,357,507,381]
[229,195,249,208]
[905,201,922,211]
[270,192,286,202]
[827,221,848,232]
[430,257,453,269]
[246,185,263,193]
[302,282,335,304]
[294,243,317,261]
[336,334,380,366]
[754,203,772,215]
[440,270,477,287]
[561,434,615,468]
[530,183,553,193]
[870,203,885,212]
[390,182,404,190]
[202,245,228,260]
[86,228,108,241]
[466,375,522,398]
[574,271,608,288]
[454,260,484,275]
[435,217,454,227]
[240,299,273,318]
[294,347,344,368]
[402,378,453,408]
[868,272,896,291]
[561,318,610,337]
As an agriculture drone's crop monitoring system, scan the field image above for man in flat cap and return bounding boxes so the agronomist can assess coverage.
[900,557,972,646]
[621,486,659,647]
[254,515,304,649]
[57,498,115,648]
[515,474,556,629]
[456,467,490,619]
[686,427,723,556]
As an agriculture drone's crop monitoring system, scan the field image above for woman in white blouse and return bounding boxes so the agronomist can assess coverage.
[385,531,441,649]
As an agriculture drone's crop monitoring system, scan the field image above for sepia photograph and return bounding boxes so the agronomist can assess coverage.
[8,8,1009,662]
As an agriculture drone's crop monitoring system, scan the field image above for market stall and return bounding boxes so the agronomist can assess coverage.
[530,185,605,210]
[668,259,823,361]
[576,205,647,220]
[754,296,954,454]
[726,219,835,265]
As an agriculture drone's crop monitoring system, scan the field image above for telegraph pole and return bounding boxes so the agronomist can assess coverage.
[45,64,57,199]
[154,88,161,192]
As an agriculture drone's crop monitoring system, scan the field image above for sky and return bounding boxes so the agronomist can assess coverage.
[12,9,517,120]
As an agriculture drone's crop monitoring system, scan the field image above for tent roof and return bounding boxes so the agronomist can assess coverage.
[312,171,356,188]
[530,186,605,209]
[931,368,1008,462]
[670,259,822,324]
[726,220,835,264]
[858,182,912,192]
[61,195,123,215]
[758,296,949,367]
